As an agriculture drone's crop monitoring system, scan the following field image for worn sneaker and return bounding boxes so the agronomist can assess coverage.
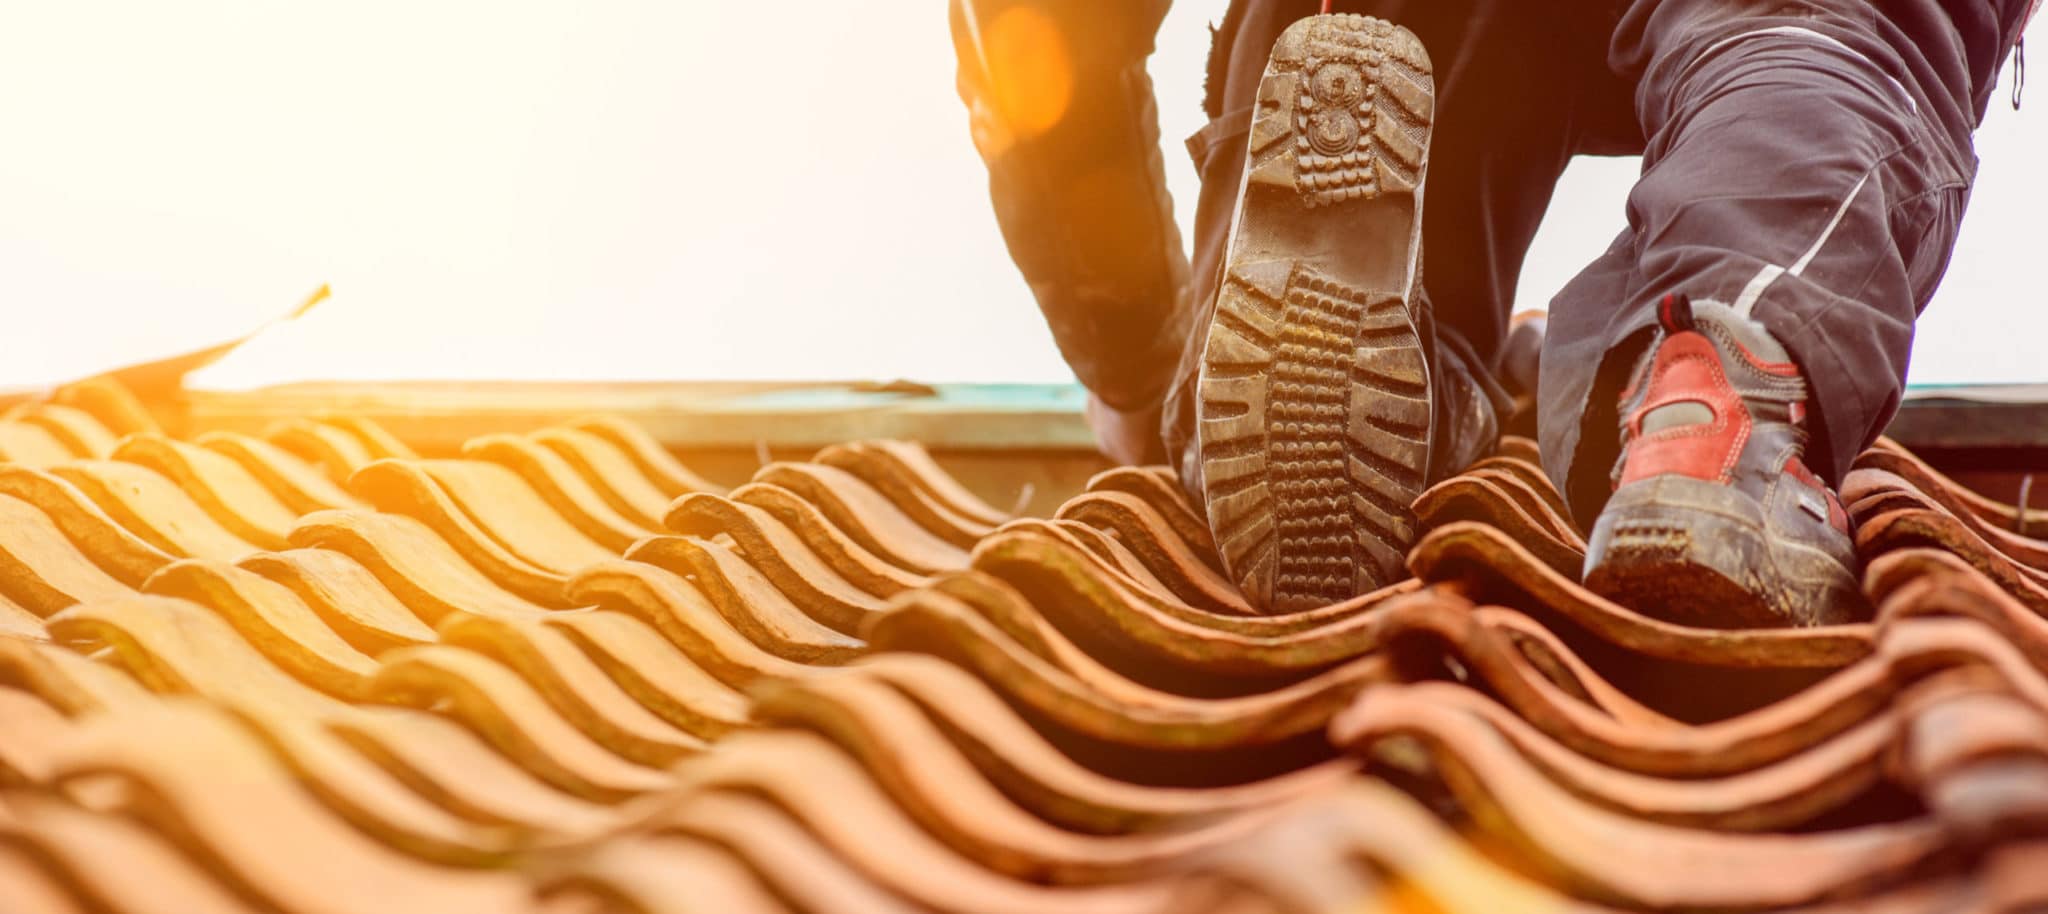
[1583,294,1869,628]
[1193,15,1465,613]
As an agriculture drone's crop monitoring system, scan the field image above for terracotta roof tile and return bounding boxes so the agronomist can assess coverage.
[0,379,2045,911]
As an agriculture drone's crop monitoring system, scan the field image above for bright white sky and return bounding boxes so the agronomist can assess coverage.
[0,2,2036,391]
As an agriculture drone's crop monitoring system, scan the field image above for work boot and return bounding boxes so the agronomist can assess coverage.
[1194,16,1495,613]
[949,0,1191,446]
[1583,295,1870,628]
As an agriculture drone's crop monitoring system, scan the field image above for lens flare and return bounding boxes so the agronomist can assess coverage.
[981,7,1074,144]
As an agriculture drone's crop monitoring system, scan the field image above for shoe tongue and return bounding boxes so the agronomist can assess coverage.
[1672,297,1810,416]
[1688,298,1793,365]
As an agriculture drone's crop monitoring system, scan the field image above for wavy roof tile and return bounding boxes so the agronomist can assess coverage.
[0,379,2044,912]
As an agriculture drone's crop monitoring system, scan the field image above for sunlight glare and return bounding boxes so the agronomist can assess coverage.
[979,7,1077,149]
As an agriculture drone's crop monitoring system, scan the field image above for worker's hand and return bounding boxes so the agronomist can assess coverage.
[1084,392,1167,466]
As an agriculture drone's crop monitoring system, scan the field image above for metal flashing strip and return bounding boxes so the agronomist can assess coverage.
[183,381,1099,453]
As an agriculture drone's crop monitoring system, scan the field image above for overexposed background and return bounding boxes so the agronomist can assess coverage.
[0,2,2036,391]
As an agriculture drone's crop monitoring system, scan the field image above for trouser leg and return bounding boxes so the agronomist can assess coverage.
[1161,0,1633,488]
[1540,5,1985,528]
[948,0,1192,421]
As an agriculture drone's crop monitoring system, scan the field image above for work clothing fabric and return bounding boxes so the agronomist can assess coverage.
[956,0,2031,525]
[948,0,1193,419]
[1167,0,2031,526]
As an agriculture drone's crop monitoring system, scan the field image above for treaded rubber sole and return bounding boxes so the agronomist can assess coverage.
[1195,14,1436,614]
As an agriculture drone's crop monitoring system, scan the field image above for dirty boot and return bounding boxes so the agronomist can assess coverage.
[1193,15,1468,613]
[1583,295,1870,628]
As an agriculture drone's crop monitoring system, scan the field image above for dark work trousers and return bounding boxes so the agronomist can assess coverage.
[1156,0,2033,528]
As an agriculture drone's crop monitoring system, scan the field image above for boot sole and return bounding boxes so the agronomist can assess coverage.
[1194,15,1436,613]
[1584,475,1865,628]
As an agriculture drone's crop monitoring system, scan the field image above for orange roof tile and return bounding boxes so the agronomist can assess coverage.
[0,378,2043,912]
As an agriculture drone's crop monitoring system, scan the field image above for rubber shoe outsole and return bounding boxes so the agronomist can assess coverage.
[1194,15,1436,614]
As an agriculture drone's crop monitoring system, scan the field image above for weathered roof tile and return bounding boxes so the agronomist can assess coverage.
[0,379,2043,912]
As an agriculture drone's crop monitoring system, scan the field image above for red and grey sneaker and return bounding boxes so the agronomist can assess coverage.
[1582,294,1870,628]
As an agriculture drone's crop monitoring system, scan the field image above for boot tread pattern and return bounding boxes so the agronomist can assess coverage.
[1199,15,1436,613]
[1199,14,1437,613]
[1201,262,1431,612]
[1247,15,1433,206]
